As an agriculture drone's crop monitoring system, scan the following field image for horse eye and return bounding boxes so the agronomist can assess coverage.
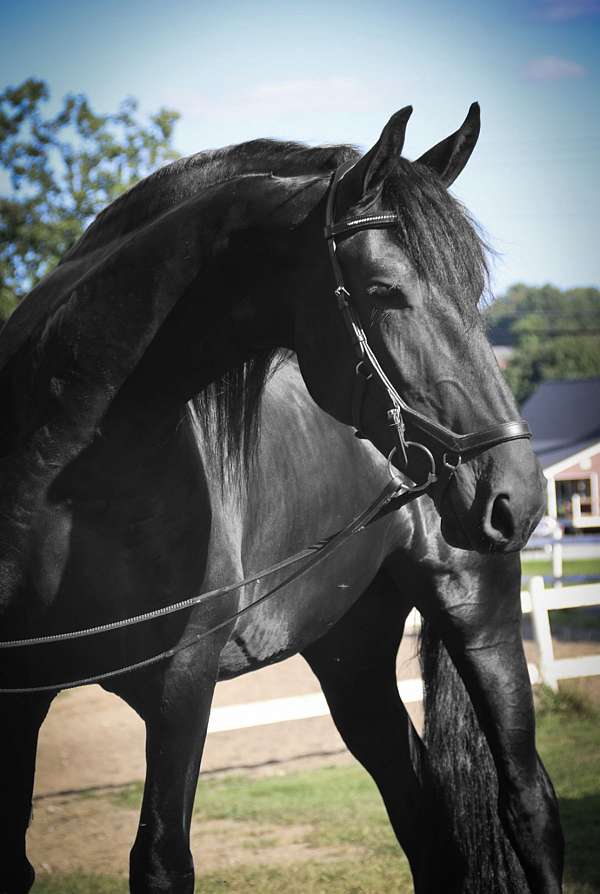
[366,284,409,307]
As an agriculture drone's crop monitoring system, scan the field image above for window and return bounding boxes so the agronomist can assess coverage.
[556,478,592,517]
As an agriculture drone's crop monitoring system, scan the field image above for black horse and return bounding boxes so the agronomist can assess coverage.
[0,105,563,893]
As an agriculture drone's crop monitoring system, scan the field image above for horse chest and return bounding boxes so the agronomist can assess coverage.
[217,523,388,678]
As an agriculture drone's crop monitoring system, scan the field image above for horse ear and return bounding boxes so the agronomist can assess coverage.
[415,102,480,187]
[337,106,412,209]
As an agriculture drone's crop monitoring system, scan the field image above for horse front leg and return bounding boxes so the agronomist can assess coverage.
[112,645,222,894]
[0,693,54,894]
[406,553,563,894]
[303,570,461,894]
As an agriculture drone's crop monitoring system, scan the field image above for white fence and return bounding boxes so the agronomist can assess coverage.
[572,494,600,529]
[522,528,564,577]
[206,579,600,735]
[521,576,600,691]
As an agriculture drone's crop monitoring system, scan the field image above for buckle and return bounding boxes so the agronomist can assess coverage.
[355,360,373,381]
[334,285,350,309]
[442,452,462,471]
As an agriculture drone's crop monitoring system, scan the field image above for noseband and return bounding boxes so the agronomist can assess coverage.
[324,159,531,492]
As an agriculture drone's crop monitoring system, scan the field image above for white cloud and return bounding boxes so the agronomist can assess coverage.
[249,78,370,114]
[524,55,586,80]
[537,0,600,20]
[158,87,217,118]
[160,78,371,122]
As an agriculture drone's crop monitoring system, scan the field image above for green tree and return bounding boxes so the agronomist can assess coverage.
[485,284,600,403]
[0,78,180,321]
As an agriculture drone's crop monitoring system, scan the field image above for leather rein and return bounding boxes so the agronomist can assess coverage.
[0,161,531,694]
[0,476,415,693]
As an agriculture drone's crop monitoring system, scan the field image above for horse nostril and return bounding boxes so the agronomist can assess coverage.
[488,494,515,543]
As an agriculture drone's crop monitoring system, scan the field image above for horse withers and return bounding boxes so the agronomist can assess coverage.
[0,105,562,893]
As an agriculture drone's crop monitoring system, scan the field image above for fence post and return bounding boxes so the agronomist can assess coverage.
[572,493,581,528]
[529,575,558,692]
[552,529,563,580]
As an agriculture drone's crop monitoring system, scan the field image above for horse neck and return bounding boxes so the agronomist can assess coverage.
[55,175,330,497]
[107,174,330,423]
[0,175,333,633]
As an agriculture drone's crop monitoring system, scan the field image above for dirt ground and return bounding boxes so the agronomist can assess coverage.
[27,633,599,879]
[29,635,422,877]
[33,639,411,800]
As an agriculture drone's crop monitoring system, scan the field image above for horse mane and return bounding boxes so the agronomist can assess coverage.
[50,140,358,476]
[31,138,488,474]
[189,347,293,478]
[65,143,489,318]
[62,139,360,263]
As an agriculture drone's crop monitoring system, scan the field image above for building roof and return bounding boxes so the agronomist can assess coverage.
[535,437,600,472]
[521,378,600,468]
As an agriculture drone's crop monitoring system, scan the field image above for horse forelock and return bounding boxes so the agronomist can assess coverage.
[382,159,490,325]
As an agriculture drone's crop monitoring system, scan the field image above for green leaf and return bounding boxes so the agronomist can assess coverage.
[0,78,180,321]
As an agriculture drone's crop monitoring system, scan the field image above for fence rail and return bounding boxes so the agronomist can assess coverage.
[522,576,600,691]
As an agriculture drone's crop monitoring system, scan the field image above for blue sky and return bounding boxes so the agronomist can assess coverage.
[2,0,599,294]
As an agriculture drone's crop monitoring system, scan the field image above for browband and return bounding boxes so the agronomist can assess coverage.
[324,214,399,240]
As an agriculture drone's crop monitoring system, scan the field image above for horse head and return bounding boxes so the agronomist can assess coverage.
[292,104,545,553]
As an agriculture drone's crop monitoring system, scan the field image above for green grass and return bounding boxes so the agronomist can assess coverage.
[521,557,600,631]
[32,862,409,894]
[33,877,128,894]
[521,558,600,579]
[36,703,599,894]
[116,765,404,858]
[549,608,600,632]
[535,684,598,720]
[536,706,600,892]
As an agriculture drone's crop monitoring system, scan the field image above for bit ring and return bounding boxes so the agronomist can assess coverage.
[387,441,438,494]
[355,360,373,381]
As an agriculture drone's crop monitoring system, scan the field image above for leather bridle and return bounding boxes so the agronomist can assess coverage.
[324,159,531,493]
